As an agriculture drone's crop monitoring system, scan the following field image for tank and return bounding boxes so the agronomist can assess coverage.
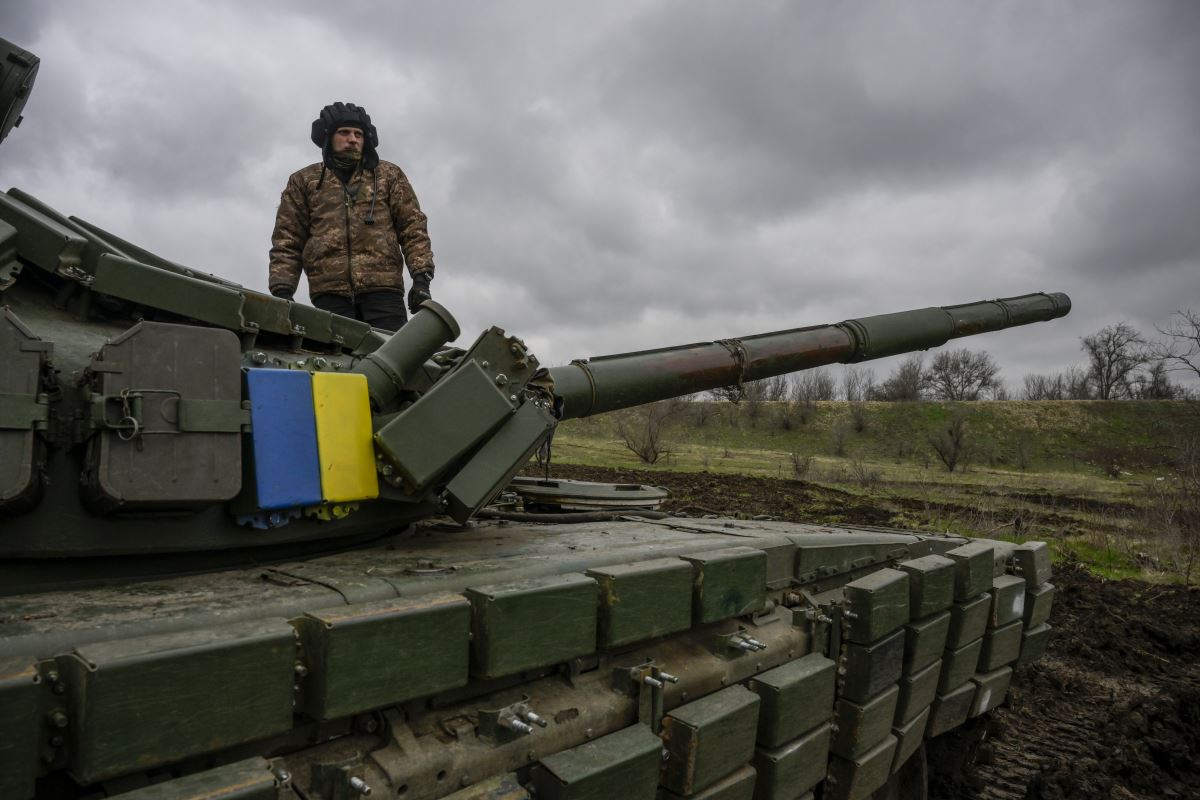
[0,37,1067,800]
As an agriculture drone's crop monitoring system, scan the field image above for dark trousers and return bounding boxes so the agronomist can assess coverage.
[311,291,408,332]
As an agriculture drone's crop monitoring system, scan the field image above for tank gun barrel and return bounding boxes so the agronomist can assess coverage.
[550,292,1070,419]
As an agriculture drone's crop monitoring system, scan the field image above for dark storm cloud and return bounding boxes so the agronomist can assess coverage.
[0,0,47,44]
[0,1,1196,383]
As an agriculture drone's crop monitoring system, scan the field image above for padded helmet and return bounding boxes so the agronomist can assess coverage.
[311,102,380,172]
[310,102,379,149]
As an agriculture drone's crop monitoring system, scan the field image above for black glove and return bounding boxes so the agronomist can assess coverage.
[270,286,294,301]
[407,274,432,314]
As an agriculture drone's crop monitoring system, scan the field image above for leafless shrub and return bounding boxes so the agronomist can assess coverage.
[924,348,1001,401]
[689,400,716,427]
[825,464,850,484]
[928,411,972,472]
[873,355,925,401]
[787,369,834,427]
[849,402,869,433]
[849,458,881,489]
[1015,435,1032,471]
[1022,366,1093,400]
[843,367,876,402]
[1151,308,1200,394]
[1130,360,1182,399]
[789,452,814,481]
[1082,322,1147,400]
[1089,444,1124,479]
[831,423,849,457]
[762,374,791,401]
[616,401,680,465]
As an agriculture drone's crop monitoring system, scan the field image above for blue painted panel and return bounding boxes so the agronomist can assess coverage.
[246,368,322,509]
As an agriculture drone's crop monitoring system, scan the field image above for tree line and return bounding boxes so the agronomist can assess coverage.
[712,309,1200,403]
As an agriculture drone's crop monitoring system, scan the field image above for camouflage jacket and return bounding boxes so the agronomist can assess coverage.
[268,160,434,298]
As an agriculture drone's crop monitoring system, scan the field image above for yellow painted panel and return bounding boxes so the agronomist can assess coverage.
[312,372,379,503]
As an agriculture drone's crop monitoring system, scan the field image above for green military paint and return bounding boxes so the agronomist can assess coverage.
[659,765,757,800]
[1019,623,1053,665]
[938,639,983,693]
[946,542,995,602]
[0,658,39,800]
[531,724,662,800]
[374,359,516,492]
[945,593,991,649]
[890,705,930,775]
[586,557,694,649]
[843,569,910,645]
[104,757,279,799]
[466,573,598,680]
[1013,541,1052,588]
[92,254,246,331]
[681,547,767,624]
[754,536,799,590]
[970,666,1014,718]
[294,593,470,720]
[894,658,941,726]
[60,619,295,784]
[832,684,899,760]
[661,684,761,796]
[748,652,836,748]
[826,734,897,800]
[897,554,956,618]
[752,723,831,800]
[978,620,1023,672]
[443,401,556,523]
[839,627,905,704]
[902,610,950,675]
[926,681,976,739]
[1024,582,1055,628]
[988,575,1027,628]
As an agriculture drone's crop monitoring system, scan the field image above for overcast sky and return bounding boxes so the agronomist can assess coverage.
[3,1,1198,392]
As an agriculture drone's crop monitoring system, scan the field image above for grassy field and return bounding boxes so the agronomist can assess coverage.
[548,400,1200,583]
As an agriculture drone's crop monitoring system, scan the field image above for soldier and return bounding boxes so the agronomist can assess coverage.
[269,102,434,332]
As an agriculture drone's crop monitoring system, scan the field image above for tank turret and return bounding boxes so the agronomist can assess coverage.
[0,179,1068,584]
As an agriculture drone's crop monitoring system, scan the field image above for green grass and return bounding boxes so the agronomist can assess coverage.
[550,399,1199,583]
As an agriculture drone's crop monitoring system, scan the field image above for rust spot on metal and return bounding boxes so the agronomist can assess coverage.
[553,707,579,724]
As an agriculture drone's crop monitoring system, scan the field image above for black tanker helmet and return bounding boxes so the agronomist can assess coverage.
[311,102,379,169]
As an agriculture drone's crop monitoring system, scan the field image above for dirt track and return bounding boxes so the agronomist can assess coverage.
[542,464,1200,799]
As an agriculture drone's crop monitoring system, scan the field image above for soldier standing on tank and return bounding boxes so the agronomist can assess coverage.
[268,102,434,332]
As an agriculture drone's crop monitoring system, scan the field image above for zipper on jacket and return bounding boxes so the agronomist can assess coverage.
[343,187,355,297]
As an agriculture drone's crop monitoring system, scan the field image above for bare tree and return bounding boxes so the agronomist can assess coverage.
[761,374,791,401]
[928,411,972,472]
[795,369,837,401]
[842,367,876,402]
[923,348,1001,401]
[873,356,925,402]
[1023,372,1070,400]
[849,401,870,433]
[1082,323,1146,400]
[1152,309,1200,394]
[1131,360,1180,399]
[616,401,680,464]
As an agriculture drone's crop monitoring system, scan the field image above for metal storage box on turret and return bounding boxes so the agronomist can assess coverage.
[0,36,1064,800]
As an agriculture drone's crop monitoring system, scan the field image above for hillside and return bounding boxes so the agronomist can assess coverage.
[544,400,1199,583]
[555,399,1194,476]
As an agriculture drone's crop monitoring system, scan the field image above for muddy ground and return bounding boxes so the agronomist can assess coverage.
[542,464,1200,799]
